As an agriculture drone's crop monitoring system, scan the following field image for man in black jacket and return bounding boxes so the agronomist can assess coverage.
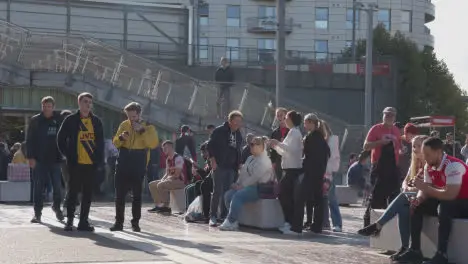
[57,92,105,232]
[207,110,243,226]
[270,107,289,181]
[214,57,235,118]
[27,96,65,223]
[175,125,197,183]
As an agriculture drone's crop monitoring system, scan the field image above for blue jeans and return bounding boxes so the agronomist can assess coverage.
[376,192,415,248]
[33,162,62,216]
[323,181,343,228]
[224,185,259,223]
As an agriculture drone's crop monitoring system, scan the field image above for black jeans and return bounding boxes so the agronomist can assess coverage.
[66,164,94,224]
[278,168,302,227]
[294,178,323,233]
[114,159,146,225]
[201,176,213,219]
[411,198,468,254]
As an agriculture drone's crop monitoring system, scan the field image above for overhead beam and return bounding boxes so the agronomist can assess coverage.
[135,12,179,45]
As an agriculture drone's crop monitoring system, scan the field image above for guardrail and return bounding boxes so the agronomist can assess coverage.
[0,19,350,133]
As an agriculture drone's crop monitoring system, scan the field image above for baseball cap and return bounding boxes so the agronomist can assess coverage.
[383,107,397,114]
[404,123,419,135]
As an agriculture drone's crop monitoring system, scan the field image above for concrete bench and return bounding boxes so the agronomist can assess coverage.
[169,189,186,215]
[0,181,31,202]
[336,185,358,205]
[238,199,285,229]
[370,209,468,263]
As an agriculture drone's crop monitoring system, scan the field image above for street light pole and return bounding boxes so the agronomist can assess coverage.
[363,3,378,129]
[275,0,285,108]
[351,0,357,61]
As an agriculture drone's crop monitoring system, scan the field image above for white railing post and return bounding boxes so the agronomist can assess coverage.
[72,41,84,74]
[238,87,248,112]
[188,83,198,112]
[149,70,162,99]
[164,82,172,104]
[111,55,124,86]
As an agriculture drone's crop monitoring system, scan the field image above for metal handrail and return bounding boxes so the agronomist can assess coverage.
[0,19,350,132]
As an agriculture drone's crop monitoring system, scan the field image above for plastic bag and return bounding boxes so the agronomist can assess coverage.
[184,195,204,222]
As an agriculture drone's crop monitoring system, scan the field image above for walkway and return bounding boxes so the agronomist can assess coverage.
[0,203,388,264]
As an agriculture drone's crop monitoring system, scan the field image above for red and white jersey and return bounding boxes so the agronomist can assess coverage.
[424,154,468,199]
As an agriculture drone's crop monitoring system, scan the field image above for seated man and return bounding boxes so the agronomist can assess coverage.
[185,141,211,210]
[347,151,370,197]
[397,137,468,264]
[148,140,185,213]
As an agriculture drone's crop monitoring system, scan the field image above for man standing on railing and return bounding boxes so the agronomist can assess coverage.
[215,57,235,118]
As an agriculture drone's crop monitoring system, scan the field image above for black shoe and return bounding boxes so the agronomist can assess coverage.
[156,207,171,213]
[390,247,408,261]
[110,223,123,232]
[422,252,449,264]
[131,223,141,232]
[148,207,161,213]
[303,222,312,230]
[30,215,41,223]
[64,220,73,231]
[396,248,423,263]
[52,207,65,221]
[77,222,94,232]
[357,223,381,237]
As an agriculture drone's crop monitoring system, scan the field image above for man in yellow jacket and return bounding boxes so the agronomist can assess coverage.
[110,102,159,232]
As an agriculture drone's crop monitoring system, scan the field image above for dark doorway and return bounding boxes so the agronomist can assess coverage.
[0,115,25,147]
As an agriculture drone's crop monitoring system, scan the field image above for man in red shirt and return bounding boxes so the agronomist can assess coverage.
[397,137,468,264]
[364,107,401,173]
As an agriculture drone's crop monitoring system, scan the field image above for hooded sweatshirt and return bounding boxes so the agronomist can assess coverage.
[237,145,274,187]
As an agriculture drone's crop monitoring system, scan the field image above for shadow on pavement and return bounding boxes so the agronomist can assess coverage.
[41,221,165,257]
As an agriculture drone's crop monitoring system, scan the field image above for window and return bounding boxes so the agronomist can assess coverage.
[315,8,329,29]
[258,39,276,63]
[258,39,276,50]
[377,9,391,31]
[227,5,240,27]
[346,8,359,29]
[198,4,209,26]
[198,38,208,59]
[401,10,412,32]
[345,40,352,48]
[315,40,328,60]
[226,38,239,60]
[258,6,276,18]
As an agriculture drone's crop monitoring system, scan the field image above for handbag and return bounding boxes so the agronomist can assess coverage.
[258,181,279,199]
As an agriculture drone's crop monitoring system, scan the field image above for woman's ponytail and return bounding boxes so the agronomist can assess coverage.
[317,119,328,139]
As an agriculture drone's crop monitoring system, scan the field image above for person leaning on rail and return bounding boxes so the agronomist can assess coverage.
[110,102,159,232]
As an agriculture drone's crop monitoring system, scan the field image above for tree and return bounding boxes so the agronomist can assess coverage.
[343,24,468,135]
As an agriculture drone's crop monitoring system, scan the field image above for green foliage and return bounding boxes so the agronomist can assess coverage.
[343,24,468,135]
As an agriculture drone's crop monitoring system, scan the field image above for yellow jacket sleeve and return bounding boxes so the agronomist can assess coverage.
[113,122,126,148]
[143,125,159,149]
[12,151,27,164]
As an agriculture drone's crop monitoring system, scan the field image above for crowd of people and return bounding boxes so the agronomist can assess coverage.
[353,107,468,264]
[3,86,466,264]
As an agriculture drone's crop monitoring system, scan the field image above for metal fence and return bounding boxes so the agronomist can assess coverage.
[0,20,350,135]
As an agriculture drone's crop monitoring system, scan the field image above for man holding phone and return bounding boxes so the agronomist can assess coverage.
[397,137,468,264]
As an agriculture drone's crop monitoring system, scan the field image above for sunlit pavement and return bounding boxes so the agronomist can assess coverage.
[0,202,390,264]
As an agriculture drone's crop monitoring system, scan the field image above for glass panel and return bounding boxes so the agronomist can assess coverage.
[316,8,328,20]
[315,40,328,53]
[227,18,240,27]
[315,21,328,29]
[258,6,276,17]
[199,5,209,16]
[346,8,359,29]
[226,38,239,60]
[378,10,390,21]
[227,6,240,18]
[199,16,208,26]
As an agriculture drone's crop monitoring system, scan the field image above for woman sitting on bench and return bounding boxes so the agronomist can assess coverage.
[219,136,274,231]
[357,135,428,261]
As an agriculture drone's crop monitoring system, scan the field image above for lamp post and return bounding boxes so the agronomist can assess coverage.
[275,0,285,108]
[356,2,378,129]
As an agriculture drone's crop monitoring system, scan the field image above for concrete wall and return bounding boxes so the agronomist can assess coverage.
[169,64,397,125]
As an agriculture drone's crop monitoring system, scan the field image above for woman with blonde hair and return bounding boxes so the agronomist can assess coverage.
[358,135,428,261]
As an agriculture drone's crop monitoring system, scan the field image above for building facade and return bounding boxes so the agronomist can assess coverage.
[186,0,435,65]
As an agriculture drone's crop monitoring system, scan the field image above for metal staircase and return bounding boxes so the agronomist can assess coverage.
[0,20,351,136]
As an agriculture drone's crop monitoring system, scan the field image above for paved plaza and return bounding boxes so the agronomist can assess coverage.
[0,202,391,264]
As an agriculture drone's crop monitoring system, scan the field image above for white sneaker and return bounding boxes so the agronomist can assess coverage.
[209,217,217,227]
[278,222,291,233]
[219,219,239,231]
[332,226,342,232]
[282,228,302,236]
